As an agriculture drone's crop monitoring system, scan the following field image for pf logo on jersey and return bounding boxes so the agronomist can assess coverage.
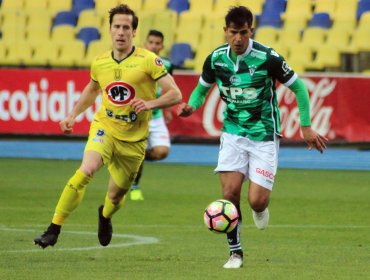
[105,81,135,105]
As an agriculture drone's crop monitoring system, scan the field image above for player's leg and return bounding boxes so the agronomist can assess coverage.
[214,132,248,268]
[99,139,145,245]
[247,137,279,229]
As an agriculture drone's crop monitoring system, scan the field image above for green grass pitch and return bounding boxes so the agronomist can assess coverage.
[0,158,369,280]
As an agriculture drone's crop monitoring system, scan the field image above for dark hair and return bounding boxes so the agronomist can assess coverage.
[225,6,253,28]
[147,29,164,40]
[109,4,139,30]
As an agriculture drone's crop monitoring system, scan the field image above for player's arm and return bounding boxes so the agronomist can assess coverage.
[60,79,101,134]
[288,78,328,153]
[177,54,214,117]
[130,74,182,114]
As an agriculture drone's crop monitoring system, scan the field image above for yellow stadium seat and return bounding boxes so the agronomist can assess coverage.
[325,28,351,51]
[175,12,203,50]
[26,26,51,45]
[152,11,177,56]
[277,27,302,48]
[142,0,168,13]
[300,28,327,51]
[237,0,264,16]
[314,0,336,18]
[345,29,370,54]
[271,42,289,58]
[77,9,103,30]
[286,44,314,74]
[117,0,142,11]
[254,26,280,47]
[80,40,112,67]
[331,16,356,34]
[95,0,118,12]
[1,11,27,44]
[134,12,155,48]
[185,46,212,73]
[188,0,214,15]
[281,0,312,21]
[48,0,72,16]
[214,0,238,14]
[0,0,24,11]
[0,43,8,65]
[4,42,34,66]
[51,41,86,67]
[334,0,358,21]
[282,15,309,31]
[51,25,76,44]
[357,12,370,32]
[306,45,341,70]
[23,0,48,11]
[29,41,60,66]
[26,10,52,28]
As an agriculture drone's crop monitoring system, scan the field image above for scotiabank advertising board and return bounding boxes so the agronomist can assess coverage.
[0,69,369,142]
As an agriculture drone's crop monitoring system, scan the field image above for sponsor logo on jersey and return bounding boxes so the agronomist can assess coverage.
[256,167,275,180]
[229,75,242,85]
[155,57,164,66]
[250,51,266,60]
[105,81,135,105]
[282,61,292,73]
[215,62,229,67]
[219,86,258,103]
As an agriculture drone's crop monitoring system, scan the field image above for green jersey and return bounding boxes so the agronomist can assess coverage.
[152,56,174,119]
[200,39,297,141]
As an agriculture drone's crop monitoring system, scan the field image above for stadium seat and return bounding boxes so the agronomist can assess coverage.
[142,0,168,13]
[282,16,308,32]
[0,0,24,11]
[281,0,312,26]
[77,9,102,30]
[175,11,203,51]
[238,0,264,16]
[306,45,341,70]
[95,0,117,12]
[23,0,48,11]
[28,41,60,66]
[286,43,313,73]
[51,25,76,43]
[334,0,358,23]
[48,1,73,16]
[300,27,327,51]
[356,0,370,20]
[325,28,351,51]
[170,43,193,67]
[26,25,51,45]
[308,13,332,28]
[117,0,142,11]
[152,11,178,55]
[0,43,7,65]
[314,0,336,18]
[73,0,95,15]
[214,0,238,14]
[277,27,302,48]
[80,40,112,67]
[53,11,78,28]
[4,42,33,66]
[168,0,190,14]
[77,27,101,49]
[187,0,213,15]
[254,26,280,46]
[357,11,370,31]
[258,0,286,28]
[0,10,26,44]
[51,41,86,67]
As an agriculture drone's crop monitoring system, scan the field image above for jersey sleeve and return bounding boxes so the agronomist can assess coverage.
[200,54,216,86]
[267,49,297,87]
[147,54,168,81]
[90,58,98,82]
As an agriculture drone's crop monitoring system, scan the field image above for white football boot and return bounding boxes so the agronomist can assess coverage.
[252,208,269,230]
[223,253,243,269]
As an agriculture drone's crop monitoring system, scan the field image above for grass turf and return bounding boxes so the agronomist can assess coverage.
[0,158,369,280]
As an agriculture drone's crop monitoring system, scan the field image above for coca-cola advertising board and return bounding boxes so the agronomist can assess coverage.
[0,69,369,142]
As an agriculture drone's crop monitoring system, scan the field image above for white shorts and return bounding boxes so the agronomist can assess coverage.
[214,132,280,190]
[146,116,171,150]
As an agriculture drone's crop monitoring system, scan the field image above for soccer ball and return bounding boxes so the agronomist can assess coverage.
[203,199,239,233]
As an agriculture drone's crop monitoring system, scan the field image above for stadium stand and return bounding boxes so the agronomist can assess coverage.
[170,42,193,68]
[77,27,101,49]
[0,0,369,72]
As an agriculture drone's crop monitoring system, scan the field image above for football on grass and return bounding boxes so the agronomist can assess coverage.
[203,199,239,233]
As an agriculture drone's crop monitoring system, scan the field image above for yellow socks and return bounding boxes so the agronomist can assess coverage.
[52,169,91,225]
[102,194,127,219]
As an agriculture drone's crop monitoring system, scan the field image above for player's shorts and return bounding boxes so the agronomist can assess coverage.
[146,116,171,150]
[214,132,280,190]
[84,120,146,190]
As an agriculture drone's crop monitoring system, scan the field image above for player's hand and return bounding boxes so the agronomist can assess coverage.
[301,126,328,154]
[177,103,195,117]
[59,115,75,134]
[130,98,151,114]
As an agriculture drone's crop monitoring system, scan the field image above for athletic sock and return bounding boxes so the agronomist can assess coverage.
[52,169,91,225]
[226,204,243,256]
[102,194,127,219]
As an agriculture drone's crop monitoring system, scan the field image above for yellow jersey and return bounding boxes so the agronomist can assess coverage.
[91,47,168,142]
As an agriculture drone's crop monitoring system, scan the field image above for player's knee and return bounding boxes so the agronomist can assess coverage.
[146,147,169,160]
[248,195,269,212]
[223,189,241,206]
[108,190,127,205]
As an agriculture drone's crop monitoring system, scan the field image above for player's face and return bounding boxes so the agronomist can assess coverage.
[110,14,136,53]
[145,35,164,55]
[224,22,253,55]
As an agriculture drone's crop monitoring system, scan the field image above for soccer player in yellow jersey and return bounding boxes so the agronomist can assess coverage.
[34,4,182,248]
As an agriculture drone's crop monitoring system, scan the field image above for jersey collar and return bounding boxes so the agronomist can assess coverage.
[227,39,253,72]
[111,46,136,64]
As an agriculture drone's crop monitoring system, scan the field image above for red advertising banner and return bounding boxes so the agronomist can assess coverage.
[1,69,370,142]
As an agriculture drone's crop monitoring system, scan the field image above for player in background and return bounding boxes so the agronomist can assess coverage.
[34,4,182,249]
[178,6,327,269]
[130,29,174,201]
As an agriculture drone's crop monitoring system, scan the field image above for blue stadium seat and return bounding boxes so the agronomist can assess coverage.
[258,0,286,27]
[170,43,193,67]
[309,12,332,28]
[168,0,190,14]
[73,0,95,14]
[357,0,370,20]
[53,11,78,28]
[77,27,100,49]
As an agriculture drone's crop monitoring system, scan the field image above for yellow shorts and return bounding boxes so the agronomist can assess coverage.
[84,121,146,190]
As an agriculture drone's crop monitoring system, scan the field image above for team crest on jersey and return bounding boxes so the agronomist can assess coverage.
[229,75,241,85]
[96,129,105,136]
[114,69,122,80]
[155,57,164,66]
[249,65,257,76]
[105,81,135,105]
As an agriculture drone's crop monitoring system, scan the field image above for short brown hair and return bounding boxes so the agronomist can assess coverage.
[225,6,253,28]
[109,4,139,30]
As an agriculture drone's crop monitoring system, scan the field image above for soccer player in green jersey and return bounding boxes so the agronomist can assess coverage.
[178,6,327,268]
[34,4,182,249]
[130,30,174,201]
